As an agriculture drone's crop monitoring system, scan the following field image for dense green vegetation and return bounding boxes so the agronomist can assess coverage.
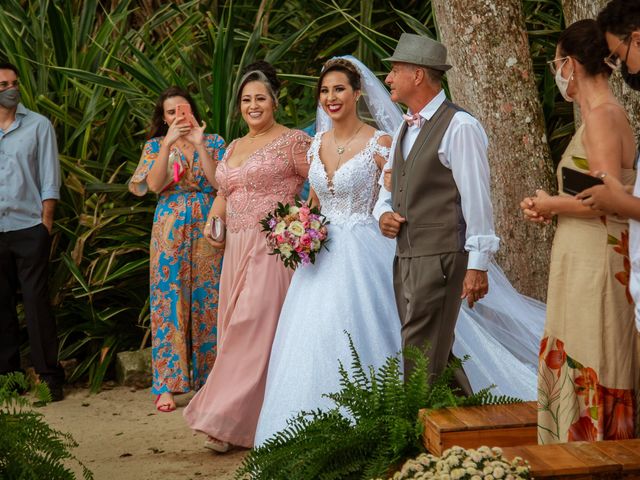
[1,0,567,389]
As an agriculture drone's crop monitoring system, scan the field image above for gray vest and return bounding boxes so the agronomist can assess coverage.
[391,100,466,258]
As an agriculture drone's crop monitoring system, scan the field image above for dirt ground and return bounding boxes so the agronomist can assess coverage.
[39,386,247,480]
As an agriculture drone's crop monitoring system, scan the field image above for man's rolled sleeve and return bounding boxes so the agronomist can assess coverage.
[38,121,60,201]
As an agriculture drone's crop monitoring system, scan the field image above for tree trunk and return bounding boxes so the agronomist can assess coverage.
[562,0,602,20]
[563,0,640,138]
[431,0,555,301]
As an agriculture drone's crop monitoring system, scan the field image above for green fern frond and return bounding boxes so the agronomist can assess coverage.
[459,387,523,406]
[344,332,370,391]
[0,373,94,479]
[236,333,521,480]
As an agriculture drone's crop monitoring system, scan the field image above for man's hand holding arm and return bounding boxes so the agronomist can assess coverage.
[374,155,406,238]
[379,211,406,238]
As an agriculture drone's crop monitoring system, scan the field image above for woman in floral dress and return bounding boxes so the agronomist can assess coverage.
[129,86,225,412]
[520,20,639,443]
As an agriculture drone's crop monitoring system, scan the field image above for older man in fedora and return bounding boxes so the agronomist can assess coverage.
[373,33,500,393]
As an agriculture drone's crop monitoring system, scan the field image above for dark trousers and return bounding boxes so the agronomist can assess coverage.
[393,252,473,396]
[0,224,64,386]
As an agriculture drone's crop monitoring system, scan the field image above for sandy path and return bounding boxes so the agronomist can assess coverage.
[39,386,246,480]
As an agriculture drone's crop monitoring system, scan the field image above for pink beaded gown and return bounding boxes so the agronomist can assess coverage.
[183,129,311,448]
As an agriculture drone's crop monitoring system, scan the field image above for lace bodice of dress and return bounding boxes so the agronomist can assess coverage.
[216,130,311,232]
[308,130,389,227]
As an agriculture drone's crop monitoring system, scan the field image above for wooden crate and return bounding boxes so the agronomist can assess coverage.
[502,439,640,479]
[420,401,537,455]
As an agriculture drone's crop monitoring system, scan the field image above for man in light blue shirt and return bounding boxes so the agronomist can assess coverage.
[0,62,64,400]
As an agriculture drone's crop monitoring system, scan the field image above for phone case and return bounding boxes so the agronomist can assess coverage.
[561,166,603,196]
[160,149,185,192]
[176,103,196,127]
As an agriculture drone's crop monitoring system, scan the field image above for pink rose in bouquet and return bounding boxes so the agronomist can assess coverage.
[298,205,311,223]
[260,197,330,270]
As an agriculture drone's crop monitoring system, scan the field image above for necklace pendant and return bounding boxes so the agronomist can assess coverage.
[337,146,345,155]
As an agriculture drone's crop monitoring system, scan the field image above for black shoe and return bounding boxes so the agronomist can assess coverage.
[47,384,64,402]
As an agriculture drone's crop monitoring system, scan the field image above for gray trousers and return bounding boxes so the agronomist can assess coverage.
[393,252,473,396]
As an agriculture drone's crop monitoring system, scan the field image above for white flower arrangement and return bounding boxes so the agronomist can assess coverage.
[382,446,531,480]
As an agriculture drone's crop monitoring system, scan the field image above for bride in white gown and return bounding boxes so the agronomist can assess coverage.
[254,56,544,446]
[254,58,402,446]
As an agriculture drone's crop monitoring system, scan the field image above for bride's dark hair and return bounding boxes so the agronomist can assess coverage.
[316,58,362,100]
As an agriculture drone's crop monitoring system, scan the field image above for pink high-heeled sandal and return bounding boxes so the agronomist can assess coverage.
[154,394,176,413]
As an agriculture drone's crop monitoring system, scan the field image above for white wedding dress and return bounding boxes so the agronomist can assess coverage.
[254,130,402,446]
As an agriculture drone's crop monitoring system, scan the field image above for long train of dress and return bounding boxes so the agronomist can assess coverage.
[456,261,544,400]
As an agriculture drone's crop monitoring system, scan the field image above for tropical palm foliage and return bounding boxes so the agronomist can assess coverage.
[2,0,567,389]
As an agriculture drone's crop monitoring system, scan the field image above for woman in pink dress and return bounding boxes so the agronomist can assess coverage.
[183,61,311,451]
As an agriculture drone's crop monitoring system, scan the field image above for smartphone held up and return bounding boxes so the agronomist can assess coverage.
[175,103,198,128]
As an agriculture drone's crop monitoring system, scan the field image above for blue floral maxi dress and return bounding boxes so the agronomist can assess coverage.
[129,134,225,394]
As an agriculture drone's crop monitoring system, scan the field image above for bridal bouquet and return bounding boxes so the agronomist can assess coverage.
[260,198,329,270]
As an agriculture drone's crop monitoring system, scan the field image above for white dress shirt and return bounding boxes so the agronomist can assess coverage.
[372,90,500,271]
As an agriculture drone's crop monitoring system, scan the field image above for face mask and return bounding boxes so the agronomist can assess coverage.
[621,60,640,91]
[554,60,573,102]
[0,88,20,108]
[614,35,640,91]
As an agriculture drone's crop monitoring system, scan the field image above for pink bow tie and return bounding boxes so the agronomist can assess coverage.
[403,113,424,128]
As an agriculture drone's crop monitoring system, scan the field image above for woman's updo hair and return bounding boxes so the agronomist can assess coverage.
[236,60,281,107]
[316,58,362,100]
[558,19,613,77]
